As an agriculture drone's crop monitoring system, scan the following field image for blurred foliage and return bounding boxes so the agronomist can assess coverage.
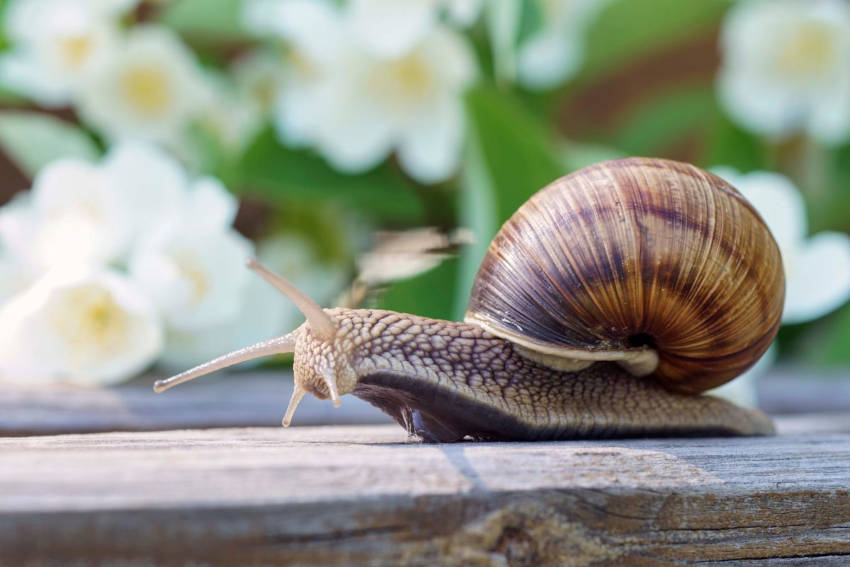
[379,257,460,323]
[0,111,100,175]
[581,0,730,79]
[161,0,247,40]
[234,128,426,225]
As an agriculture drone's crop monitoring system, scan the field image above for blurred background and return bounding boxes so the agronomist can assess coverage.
[0,0,849,427]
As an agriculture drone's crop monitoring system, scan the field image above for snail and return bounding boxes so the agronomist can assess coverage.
[154,158,784,442]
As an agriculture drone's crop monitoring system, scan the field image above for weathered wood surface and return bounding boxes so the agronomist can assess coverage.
[759,366,850,413]
[2,366,848,436]
[2,424,849,566]
[0,371,389,435]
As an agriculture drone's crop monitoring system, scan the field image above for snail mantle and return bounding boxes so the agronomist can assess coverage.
[3,424,849,566]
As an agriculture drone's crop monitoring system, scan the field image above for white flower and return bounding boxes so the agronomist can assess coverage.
[193,74,264,155]
[0,192,37,265]
[718,0,850,144]
[27,158,132,268]
[77,26,211,145]
[0,268,162,385]
[128,178,251,331]
[0,252,33,306]
[0,139,269,382]
[157,234,346,369]
[516,0,608,90]
[231,51,286,118]
[245,0,477,183]
[713,167,850,324]
[100,141,188,242]
[245,0,353,148]
[0,142,189,272]
[157,273,285,369]
[0,0,133,106]
[348,0,483,58]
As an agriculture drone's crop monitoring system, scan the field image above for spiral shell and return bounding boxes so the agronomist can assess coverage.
[465,157,785,393]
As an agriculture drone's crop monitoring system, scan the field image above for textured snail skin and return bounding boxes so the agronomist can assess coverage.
[294,309,774,443]
[467,158,785,393]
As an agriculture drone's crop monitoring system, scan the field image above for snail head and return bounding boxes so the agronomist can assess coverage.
[153,259,357,427]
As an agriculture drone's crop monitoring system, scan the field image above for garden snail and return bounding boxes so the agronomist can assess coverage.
[154,157,784,442]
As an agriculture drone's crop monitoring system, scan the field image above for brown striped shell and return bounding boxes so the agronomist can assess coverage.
[464,157,785,394]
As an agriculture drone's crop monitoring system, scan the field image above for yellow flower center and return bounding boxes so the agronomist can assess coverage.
[51,285,130,354]
[370,52,436,113]
[59,34,95,68]
[120,65,173,116]
[287,50,319,82]
[252,76,278,111]
[174,255,210,302]
[777,23,837,80]
[386,53,434,101]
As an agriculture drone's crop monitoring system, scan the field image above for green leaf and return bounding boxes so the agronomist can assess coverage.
[561,140,626,172]
[800,302,850,366]
[615,86,717,158]
[465,85,565,223]
[818,144,850,234]
[703,114,765,172]
[583,0,731,78]
[0,86,25,105]
[378,257,459,321]
[454,131,497,320]
[486,0,521,85]
[161,0,248,40]
[455,85,566,314]
[234,128,425,224]
[0,111,100,177]
[516,0,544,45]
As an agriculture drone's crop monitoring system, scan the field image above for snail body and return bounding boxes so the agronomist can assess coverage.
[155,158,784,442]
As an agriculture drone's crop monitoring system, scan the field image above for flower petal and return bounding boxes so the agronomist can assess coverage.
[783,231,850,323]
[273,82,321,147]
[102,141,188,241]
[159,274,286,369]
[808,74,850,144]
[716,63,803,139]
[30,158,132,266]
[718,0,850,143]
[77,26,209,144]
[129,227,253,330]
[397,95,464,183]
[187,177,239,234]
[0,51,72,106]
[313,67,395,172]
[444,0,483,27]
[0,268,163,385]
[517,30,581,90]
[349,0,436,58]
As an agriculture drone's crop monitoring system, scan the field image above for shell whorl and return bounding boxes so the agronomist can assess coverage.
[465,157,785,393]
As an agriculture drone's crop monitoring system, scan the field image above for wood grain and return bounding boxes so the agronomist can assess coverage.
[2,368,848,436]
[2,425,849,565]
[0,371,389,435]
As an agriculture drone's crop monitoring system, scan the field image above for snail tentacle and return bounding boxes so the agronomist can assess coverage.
[153,333,296,392]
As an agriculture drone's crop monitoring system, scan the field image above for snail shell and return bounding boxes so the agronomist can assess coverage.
[465,157,785,394]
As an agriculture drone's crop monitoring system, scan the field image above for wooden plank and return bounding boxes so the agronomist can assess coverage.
[2,367,849,436]
[1,425,849,565]
[758,366,850,413]
[0,371,389,435]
